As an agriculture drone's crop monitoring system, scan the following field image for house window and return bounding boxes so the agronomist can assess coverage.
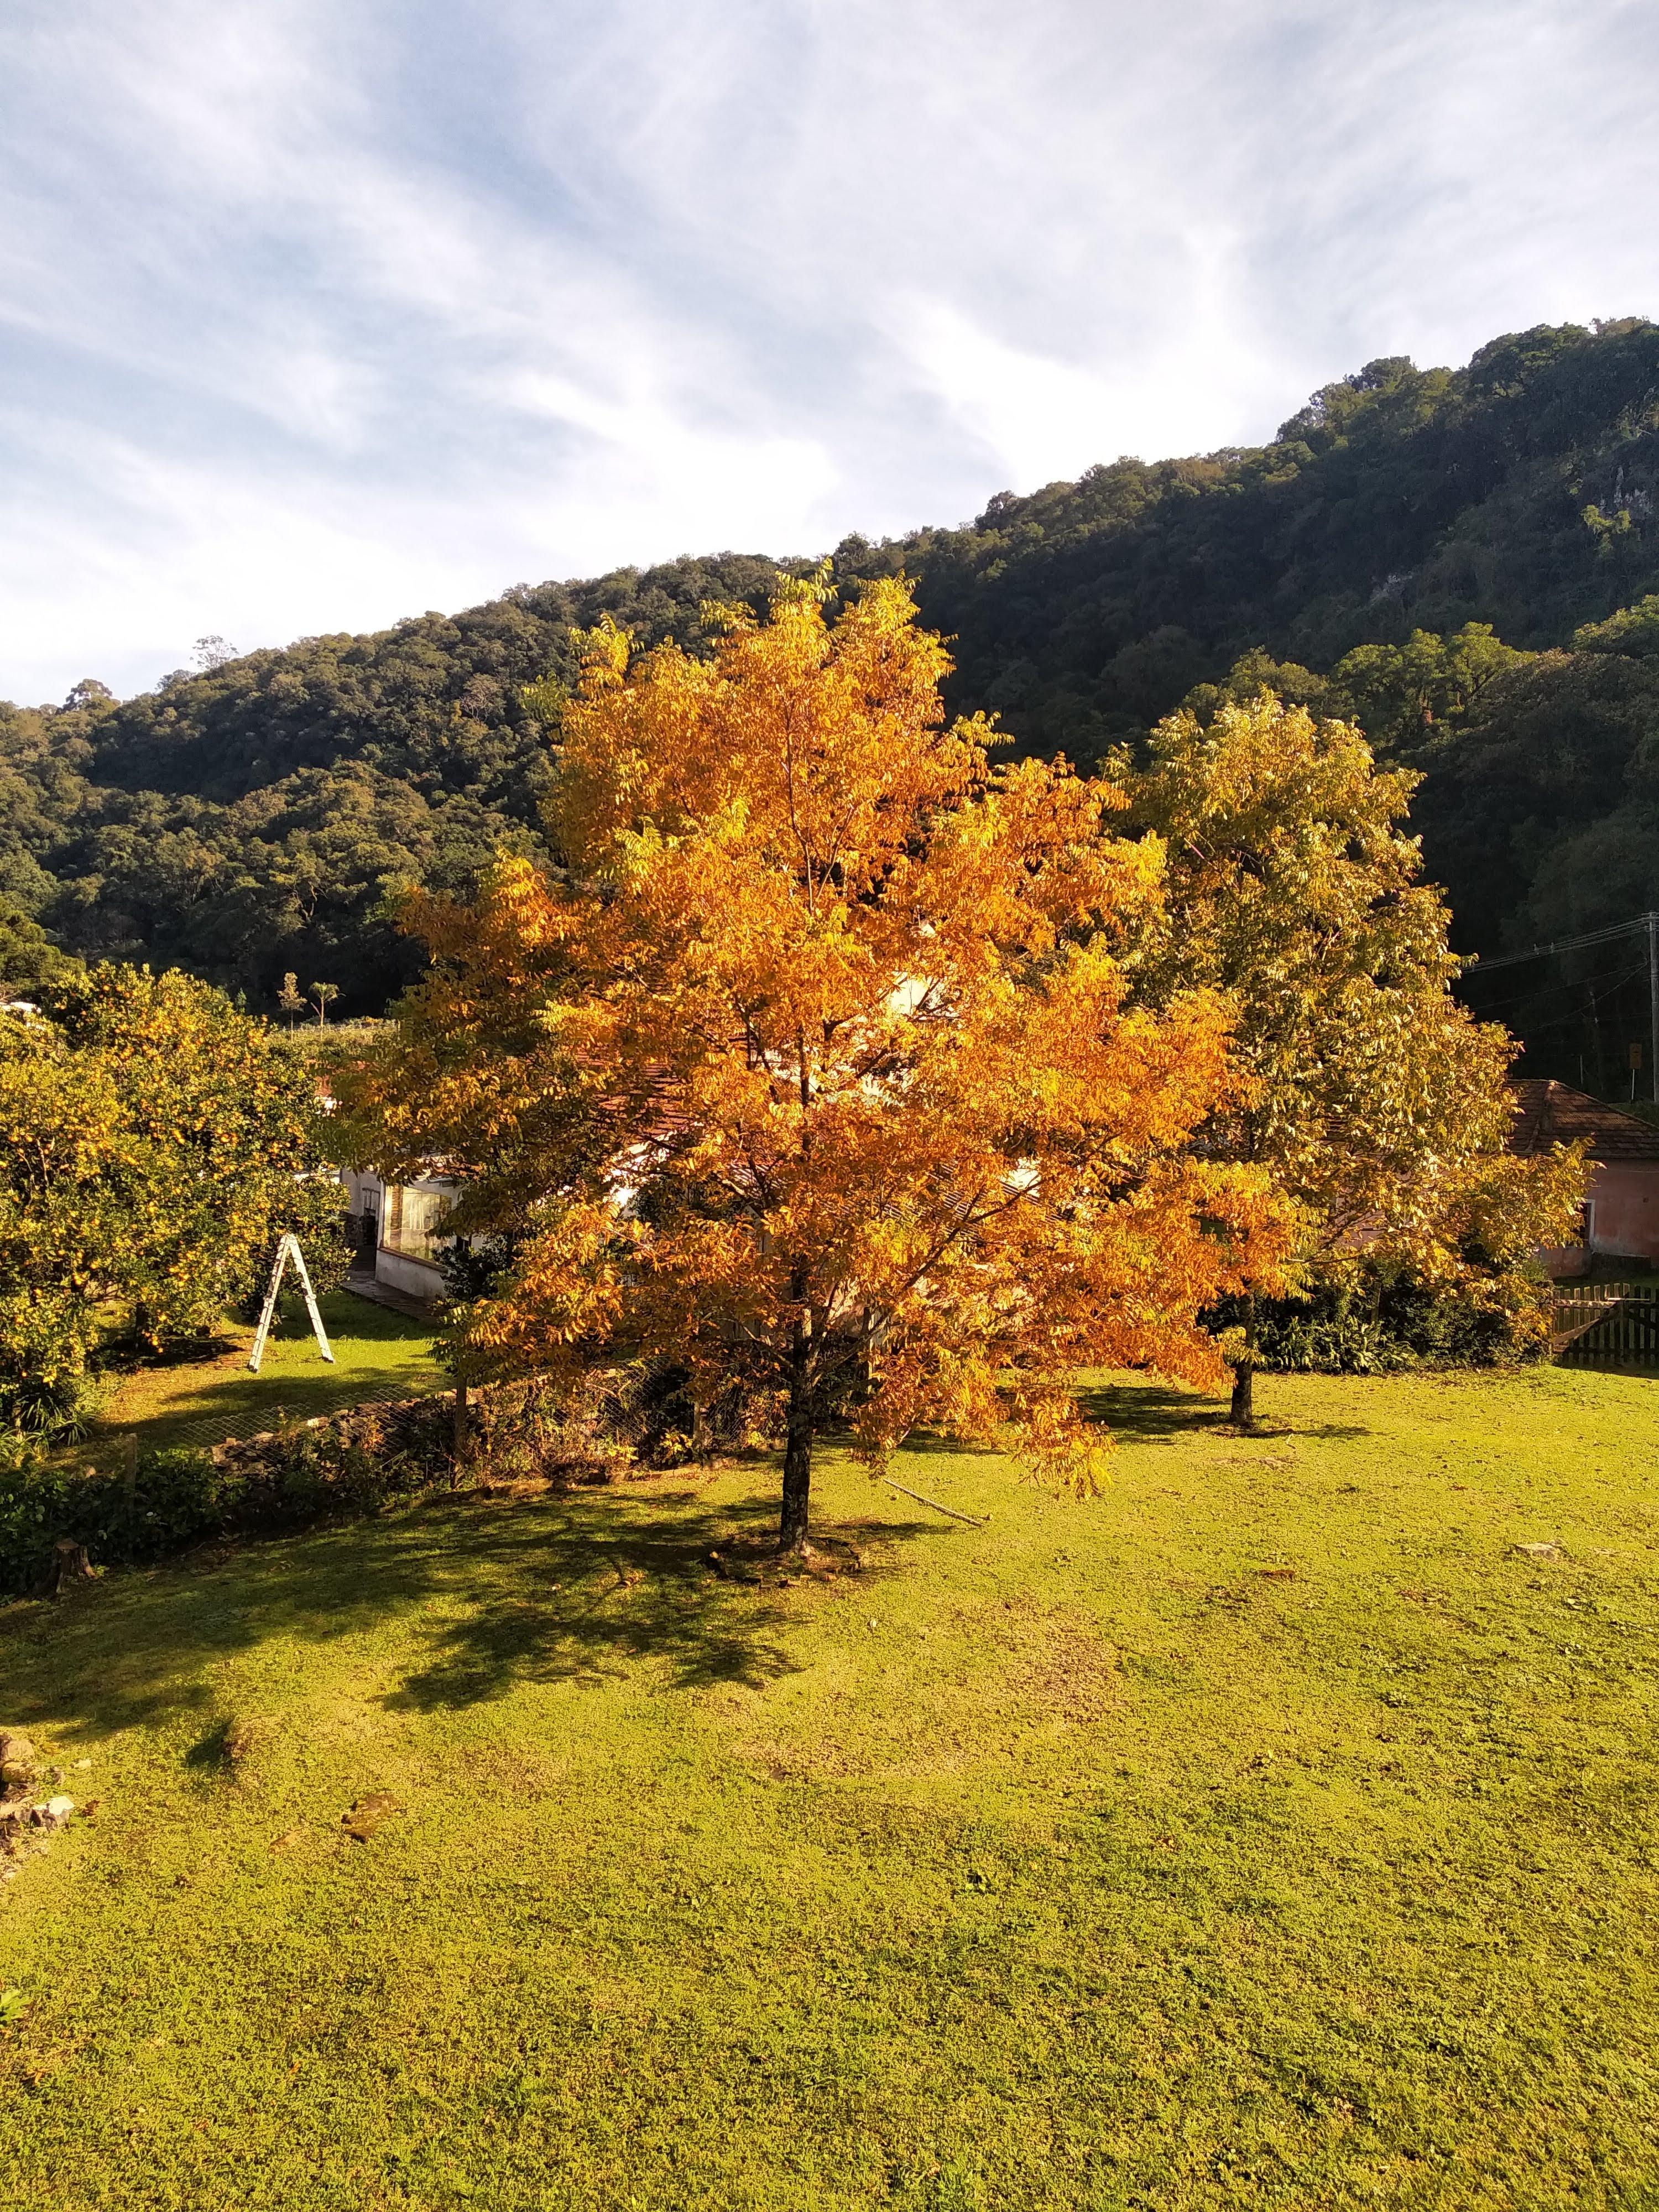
[382,1183,454,1260]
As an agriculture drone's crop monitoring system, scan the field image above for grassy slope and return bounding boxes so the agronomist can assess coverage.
[97,1292,448,1452]
[1,1366,1656,2211]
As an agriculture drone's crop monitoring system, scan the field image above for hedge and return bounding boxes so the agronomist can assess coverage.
[0,1376,619,1598]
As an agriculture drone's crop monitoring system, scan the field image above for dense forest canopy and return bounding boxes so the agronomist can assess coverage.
[7,317,1659,1077]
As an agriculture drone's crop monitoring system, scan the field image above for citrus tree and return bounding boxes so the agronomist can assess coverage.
[344,578,1289,1546]
[0,965,346,1431]
[1117,693,1586,1425]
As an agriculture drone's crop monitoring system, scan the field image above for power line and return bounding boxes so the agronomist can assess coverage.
[1468,912,1658,973]
[1463,909,1659,1105]
[1470,958,1650,1023]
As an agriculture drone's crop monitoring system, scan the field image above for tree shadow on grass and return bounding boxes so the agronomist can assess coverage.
[890,1430,1004,1458]
[382,1489,805,1712]
[1076,1378,1370,1444]
[1077,1380,1230,1439]
[0,1477,878,1743]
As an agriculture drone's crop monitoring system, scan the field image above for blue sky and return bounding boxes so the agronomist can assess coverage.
[3,0,1657,703]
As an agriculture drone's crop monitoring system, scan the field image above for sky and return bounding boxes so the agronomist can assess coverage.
[3,0,1658,705]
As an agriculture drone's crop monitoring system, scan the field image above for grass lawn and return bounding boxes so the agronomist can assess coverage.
[96,1292,449,1452]
[2,1364,1656,2209]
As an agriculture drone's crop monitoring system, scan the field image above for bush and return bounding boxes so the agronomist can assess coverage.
[0,1427,424,1596]
[0,1288,102,1439]
[0,1434,76,1590]
[1214,1261,1547,1376]
[0,1441,226,1593]
[0,1374,624,1597]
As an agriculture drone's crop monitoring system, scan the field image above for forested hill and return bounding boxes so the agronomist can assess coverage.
[7,317,1659,1050]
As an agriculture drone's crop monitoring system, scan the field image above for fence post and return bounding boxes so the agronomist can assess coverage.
[452,1380,469,1489]
[121,1431,138,1531]
[1551,1280,1659,1368]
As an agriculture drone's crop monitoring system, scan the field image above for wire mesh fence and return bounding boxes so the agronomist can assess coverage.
[152,1371,450,1453]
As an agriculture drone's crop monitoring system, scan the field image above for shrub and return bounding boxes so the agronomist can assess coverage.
[1213,1260,1547,1376]
[0,1434,75,1592]
[0,1374,629,1597]
[0,1441,233,1593]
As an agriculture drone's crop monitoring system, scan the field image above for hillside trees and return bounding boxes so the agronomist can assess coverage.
[0,559,797,1015]
[1166,595,1659,1081]
[7,322,1659,1047]
[0,902,81,998]
[1115,695,1587,1423]
[343,578,1290,1545]
[0,967,347,1432]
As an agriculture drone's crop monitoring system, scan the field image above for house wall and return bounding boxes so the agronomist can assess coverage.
[1536,1159,1659,1277]
[1587,1160,1659,1262]
[341,1167,454,1305]
[376,1244,447,1301]
[1537,1242,1589,1280]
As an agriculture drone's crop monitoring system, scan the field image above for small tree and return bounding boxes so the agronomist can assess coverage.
[0,966,347,1430]
[309,981,340,1027]
[277,972,306,1030]
[343,578,1288,1546]
[1117,693,1585,1426]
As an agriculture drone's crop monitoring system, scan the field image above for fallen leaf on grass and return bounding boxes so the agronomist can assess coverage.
[268,1825,309,1855]
[1257,1567,1297,1582]
[341,1792,404,1843]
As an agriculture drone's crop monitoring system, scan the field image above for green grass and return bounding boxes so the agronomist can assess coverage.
[96,1292,449,1451]
[2,1365,1657,2209]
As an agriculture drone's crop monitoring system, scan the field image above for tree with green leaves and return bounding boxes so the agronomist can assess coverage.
[1116,693,1587,1427]
[0,966,347,1432]
[0,901,81,1000]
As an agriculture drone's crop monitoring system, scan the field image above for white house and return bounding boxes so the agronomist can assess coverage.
[342,1167,460,1305]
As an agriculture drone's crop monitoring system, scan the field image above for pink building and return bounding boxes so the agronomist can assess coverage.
[1511,1081,1659,1277]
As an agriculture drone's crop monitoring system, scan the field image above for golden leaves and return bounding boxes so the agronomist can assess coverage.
[361,580,1294,1488]
[1120,688,1588,1285]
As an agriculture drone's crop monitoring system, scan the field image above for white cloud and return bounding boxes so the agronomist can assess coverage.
[2,0,1657,701]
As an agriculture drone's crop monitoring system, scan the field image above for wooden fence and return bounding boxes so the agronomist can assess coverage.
[1552,1282,1659,1365]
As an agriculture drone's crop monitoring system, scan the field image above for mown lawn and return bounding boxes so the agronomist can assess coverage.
[2,1365,1656,2209]
[96,1292,448,1452]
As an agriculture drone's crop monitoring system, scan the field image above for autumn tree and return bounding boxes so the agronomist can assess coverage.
[1115,694,1586,1426]
[0,966,347,1432]
[344,578,1288,1546]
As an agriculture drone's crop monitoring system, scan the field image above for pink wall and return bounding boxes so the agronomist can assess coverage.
[1588,1161,1659,1260]
[1539,1159,1659,1276]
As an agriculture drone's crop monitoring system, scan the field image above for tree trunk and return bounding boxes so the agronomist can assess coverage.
[1229,1293,1259,1432]
[48,1538,95,1597]
[452,1379,469,1489]
[780,1334,813,1553]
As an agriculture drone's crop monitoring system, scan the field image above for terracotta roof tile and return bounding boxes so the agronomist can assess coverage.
[1510,1079,1659,1161]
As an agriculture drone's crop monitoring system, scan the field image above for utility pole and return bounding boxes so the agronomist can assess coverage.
[1649,911,1659,1106]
